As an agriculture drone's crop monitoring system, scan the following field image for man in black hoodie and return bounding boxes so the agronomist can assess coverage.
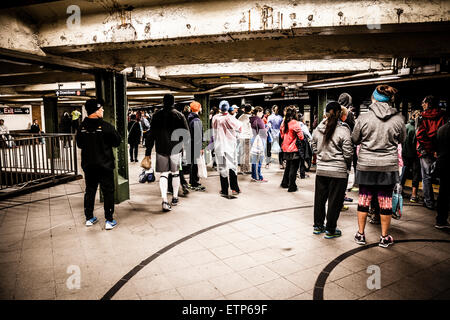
[144,94,189,212]
[435,117,450,229]
[76,99,122,230]
[187,101,206,191]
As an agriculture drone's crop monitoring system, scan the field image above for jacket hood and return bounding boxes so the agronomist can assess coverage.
[316,119,327,134]
[187,112,200,123]
[421,108,445,120]
[369,101,398,120]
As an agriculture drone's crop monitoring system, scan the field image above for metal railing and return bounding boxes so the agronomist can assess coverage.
[0,133,78,191]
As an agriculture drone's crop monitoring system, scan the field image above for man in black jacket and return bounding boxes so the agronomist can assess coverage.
[435,118,450,229]
[144,94,189,212]
[76,99,122,230]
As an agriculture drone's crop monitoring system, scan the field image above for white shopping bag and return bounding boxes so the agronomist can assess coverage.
[197,155,207,179]
[347,170,354,191]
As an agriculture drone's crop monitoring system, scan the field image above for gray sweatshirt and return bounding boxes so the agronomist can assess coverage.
[312,119,353,179]
[351,101,406,172]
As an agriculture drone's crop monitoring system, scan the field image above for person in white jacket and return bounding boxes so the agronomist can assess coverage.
[237,104,253,174]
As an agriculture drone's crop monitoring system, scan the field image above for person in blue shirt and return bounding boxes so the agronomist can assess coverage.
[267,105,284,169]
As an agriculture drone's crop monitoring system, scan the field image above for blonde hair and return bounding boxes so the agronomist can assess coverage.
[341,106,348,118]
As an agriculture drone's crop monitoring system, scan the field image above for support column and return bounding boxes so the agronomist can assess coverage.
[95,70,129,204]
[43,97,58,134]
[194,94,210,132]
[317,90,327,124]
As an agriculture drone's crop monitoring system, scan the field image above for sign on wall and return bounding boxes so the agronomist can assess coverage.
[56,89,86,97]
[0,107,31,115]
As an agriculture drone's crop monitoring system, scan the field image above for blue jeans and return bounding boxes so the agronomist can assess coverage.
[251,159,263,180]
[420,156,435,207]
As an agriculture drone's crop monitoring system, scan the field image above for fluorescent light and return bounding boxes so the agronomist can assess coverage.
[126,90,175,95]
[303,76,401,89]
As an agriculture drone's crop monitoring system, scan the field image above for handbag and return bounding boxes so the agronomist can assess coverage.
[197,155,207,178]
[141,156,151,170]
[250,135,264,155]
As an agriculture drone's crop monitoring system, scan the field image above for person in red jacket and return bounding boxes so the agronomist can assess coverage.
[416,95,446,210]
[280,105,304,192]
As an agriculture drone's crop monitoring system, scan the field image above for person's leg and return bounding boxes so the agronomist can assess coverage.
[257,155,263,180]
[229,169,240,192]
[377,185,394,237]
[299,159,306,178]
[160,172,169,203]
[400,157,410,187]
[313,175,328,230]
[325,177,347,233]
[189,152,199,187]
[84,170,99,221]
[436,169,449,226]
[411,157,421,198]
[99,169,115,222]
[129,144,134,161]
[266,139,272,165]
[357,185,372,235]
[243,139,250,172]
[281,159,291,187]
[172,171,180,199]
[288,158,300,190]
[420,156,434,207]
[133,144,138,161]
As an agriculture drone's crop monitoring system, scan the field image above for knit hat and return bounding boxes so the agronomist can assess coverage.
[229,104,237,113]
[338,93,352,108]
[190,101,201,113]
[219,100,230,112]
[85,99,102,115]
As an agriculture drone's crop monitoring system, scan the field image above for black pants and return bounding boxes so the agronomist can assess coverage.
[400,156,421,188]
[266,139,272,164]
[299,159,306,178]
[189,152,200,186]
[437,168,450,225]
[278,152,284,165]
[129,143,139,161]
[84,168,115,222]
[314,175,347,233]
[220,170,239,195]
[281,157,300,190]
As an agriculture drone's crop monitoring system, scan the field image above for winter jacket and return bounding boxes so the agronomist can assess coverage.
[402,119,417,159]
[127,120,142,145]
[416,108,446,158]
[187,112,203,158]
[351,101,406,172]
[312,119,353,179]
[238,113,252,139]
[145,106,189,156]
[76,118,122,171]
[280,120,304,153]
[436,120,450,174]
[30,124,41,134]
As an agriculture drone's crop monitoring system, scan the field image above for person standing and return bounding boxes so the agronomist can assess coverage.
[30,119,44,144]
[213,100,242,198]
[298,113,312,179]
[144,94,189,212]
[435,117,450,229]
[128,114,142,162]
[352,85,406,248]
[249,106,268,182]
[237,104,252,174]
[400,110,421,202]
[76,99,122,230]
[187,101,206,191]
[140,113,151,146]
[312,101,353,239]
[71,108,82,133]
[267,105,283,169]
[280,106,304,192]
[416,95,446,210]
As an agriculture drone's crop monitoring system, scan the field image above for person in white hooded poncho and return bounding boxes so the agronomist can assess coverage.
[212,100,243,199]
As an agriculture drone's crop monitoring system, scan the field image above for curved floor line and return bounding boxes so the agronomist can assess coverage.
[312,238,450,300]
[100,204,314,300]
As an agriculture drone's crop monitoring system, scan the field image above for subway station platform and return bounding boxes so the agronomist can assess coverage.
[0,147,449,300]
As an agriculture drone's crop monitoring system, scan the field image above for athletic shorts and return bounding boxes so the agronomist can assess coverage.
[357,184,395,215]
[155,152,181,173]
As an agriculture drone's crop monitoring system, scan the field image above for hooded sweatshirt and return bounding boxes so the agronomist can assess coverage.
[402,119,417,159]
[351,101,406,172]
[187,112,203,158]
[416,108,446,158]
[312,119,353,179]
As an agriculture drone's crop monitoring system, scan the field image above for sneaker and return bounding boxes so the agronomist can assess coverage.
[231,190,239,196]
[171,198,179,206]
[194,185,206,191]
[287,187,298,192]
[341,205,349,211]
[182,184,190,196]
[280,184,289,189]
[423,203,435,210]
[351,186,359,192]
[258,178,268,183]
[162,201,172,212]
[410,196,418,203]
[85,217,98,227]
[379,235,394,248]
[313,226,325,235]
[324,229,342,239]
[105,220,117,230]
[435,222,450,229]
[354,232,366,245]
[251,178,258,182]
[344,197,353,202]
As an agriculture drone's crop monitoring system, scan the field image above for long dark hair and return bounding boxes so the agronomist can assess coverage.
[283,105,297,132]
[323,101,341,143]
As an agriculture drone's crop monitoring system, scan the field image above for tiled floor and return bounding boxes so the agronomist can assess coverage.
[0,147,449,300]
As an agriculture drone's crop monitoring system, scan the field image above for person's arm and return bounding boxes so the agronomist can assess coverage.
[75,128,84,149]
[351,119,362,145]
[416,118,429,156]
[341,128,353,168]
[311,131,318,154]
[145,117,156,156]
[293,121,304,140]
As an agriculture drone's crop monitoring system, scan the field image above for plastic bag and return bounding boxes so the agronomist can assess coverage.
[197,155,207,179]
[271,139,281,154]
[250,135,264,155]
[141,156,151,170]
[392,183,403,220]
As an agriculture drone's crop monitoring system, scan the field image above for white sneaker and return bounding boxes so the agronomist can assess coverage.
[85,217,98,227]
[105,220,117,230]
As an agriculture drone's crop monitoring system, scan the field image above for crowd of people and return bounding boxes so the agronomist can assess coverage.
[76,86,449,249]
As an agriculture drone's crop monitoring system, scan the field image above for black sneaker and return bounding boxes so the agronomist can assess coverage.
[435,222,450,229]
[379,235,394,248]
[162,201,172,212]
[171,198,179,206]
[313,226,325,235]
[354,232,366,245]
[181,184,190,196]
[423,203,435,210]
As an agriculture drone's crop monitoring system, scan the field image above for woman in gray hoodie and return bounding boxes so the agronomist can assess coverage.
[352,85,406,248]
[312,101,353,239]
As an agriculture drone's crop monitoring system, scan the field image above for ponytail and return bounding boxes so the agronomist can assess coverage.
[323,101,342,143]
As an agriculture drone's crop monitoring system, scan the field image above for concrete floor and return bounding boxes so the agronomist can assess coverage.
[0,147,449,300]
